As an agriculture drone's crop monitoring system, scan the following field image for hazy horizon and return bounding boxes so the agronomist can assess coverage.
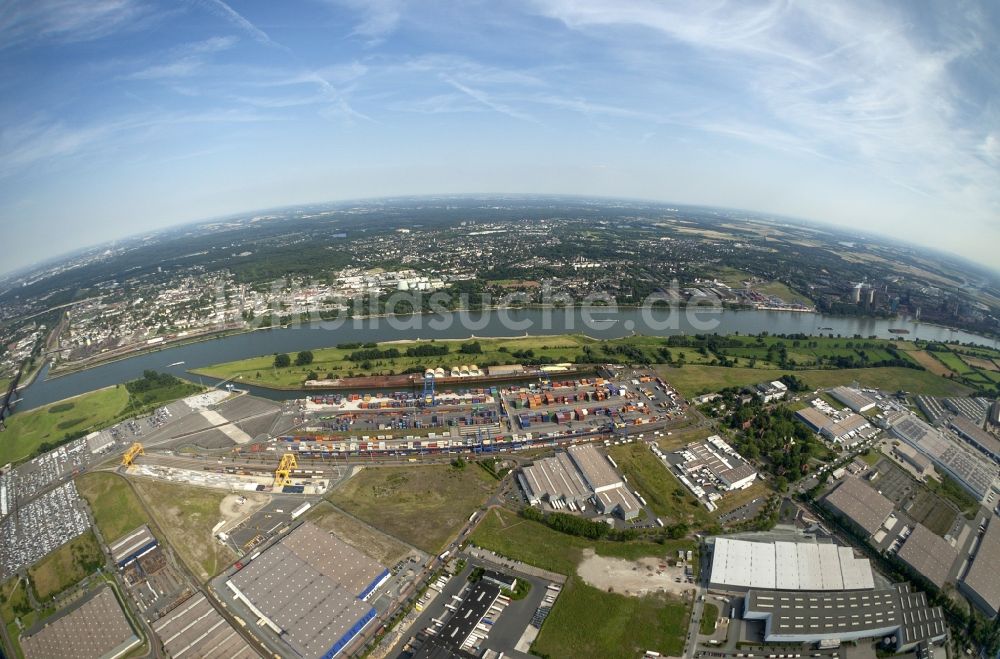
[2,1,998,273]
[4,192,998,281]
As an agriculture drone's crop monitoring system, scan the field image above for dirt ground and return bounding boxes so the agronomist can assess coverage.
[218,492,270,532]
[960,354,999,372]
[306,501,415,566]
[576,549,695,597]
[908,350,956,377]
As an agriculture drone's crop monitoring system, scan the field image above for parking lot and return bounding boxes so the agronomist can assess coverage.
[717,497,767,525]
[873,460,958,536]
[0,481,91,579]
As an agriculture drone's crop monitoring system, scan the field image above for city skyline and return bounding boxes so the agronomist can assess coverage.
[1,0,998,272]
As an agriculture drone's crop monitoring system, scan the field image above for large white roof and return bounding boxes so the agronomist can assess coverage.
[710,538,874,591]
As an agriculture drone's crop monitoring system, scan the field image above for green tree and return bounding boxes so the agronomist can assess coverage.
[273,353,291,368]
[295,350,314,366]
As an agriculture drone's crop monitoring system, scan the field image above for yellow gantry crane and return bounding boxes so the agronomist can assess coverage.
[274,453,298,488]
[122,442,144,467]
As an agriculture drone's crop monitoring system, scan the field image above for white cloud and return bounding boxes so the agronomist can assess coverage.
[0,0,159,49]
[328,0,406,41]
[124,35,238,80]
[0,110,278,178]
[194,0,286,50]
[529,0,1000,234]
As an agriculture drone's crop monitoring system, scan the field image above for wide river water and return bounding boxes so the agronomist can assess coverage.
[13,307,999,412]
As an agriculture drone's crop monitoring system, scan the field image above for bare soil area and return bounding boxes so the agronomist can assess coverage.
[576,548,694,597]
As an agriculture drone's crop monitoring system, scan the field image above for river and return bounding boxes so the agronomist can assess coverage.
[13,307,999,412]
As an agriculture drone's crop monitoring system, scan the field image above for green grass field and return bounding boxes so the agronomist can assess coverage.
[656,364,973,398]
[608,443,717,531]
[930,350,975,375]
[531,577,688,659]
[27,531,103,601]
[471,507,691,659]
[131,479,235,582]
[1,576,34,659]
[0,577,31,626]
[0,386,129,465]
[1,373,204,466]
[470,507,692,575]
[700,602,720,635]
[328,463,496,554]
[76,472,150,543]
[305,501,412,566]
[192,334,598,387]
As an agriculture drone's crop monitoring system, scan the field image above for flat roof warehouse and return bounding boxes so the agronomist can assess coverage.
[824,477,894,537]
[226,522,390,658]
[709,537,875,591]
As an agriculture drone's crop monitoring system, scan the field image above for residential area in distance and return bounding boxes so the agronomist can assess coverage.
[0,201,999,659]
[1,257,1000,659]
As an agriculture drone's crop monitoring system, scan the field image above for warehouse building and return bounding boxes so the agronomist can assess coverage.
[743,583,947,650]
[830,386,877,413]
[709,537,874,591]
[796,404,873,446]
[960,520,1000,619]
[519,444,642,519]
[755,380,788,403]
[895,524,958,589]
[152,592,258,659]
[84,429,115,454]
[990,400,1000,429]
[824,477,894,538]
[891,442,933,480]
[677,436,757,492]
[21,587,139,659]
[109,525,158,568]
[948,416,1000,464]
[226,522,389,658]
[887,412,999,504]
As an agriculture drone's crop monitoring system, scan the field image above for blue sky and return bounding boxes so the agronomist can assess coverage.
[1,0,998,273]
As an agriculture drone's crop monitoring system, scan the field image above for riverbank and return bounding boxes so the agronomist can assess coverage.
[12,307,998,413]
[37,303,999,382]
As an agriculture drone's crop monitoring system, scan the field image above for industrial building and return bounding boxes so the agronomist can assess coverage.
[823,477,894,537]
[891,442,933,480]
[755,380,788,403]
[152,592,259,659]
[84,429,115,454]
[519,444,642,519]
[960,520,1000,619]
[21,587,140,659]
[948,416,1000,464]
[830,386,877,413]
[796,402,874,446]
[708,537,874,591]
[887,412,999,503]
[990,400,1000,429]
[226,522,389,658]
[895,524,958,589]
[677,436,757,492]
[109,525,158,568]
[915,396,994,426]
[743,583,947,650]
